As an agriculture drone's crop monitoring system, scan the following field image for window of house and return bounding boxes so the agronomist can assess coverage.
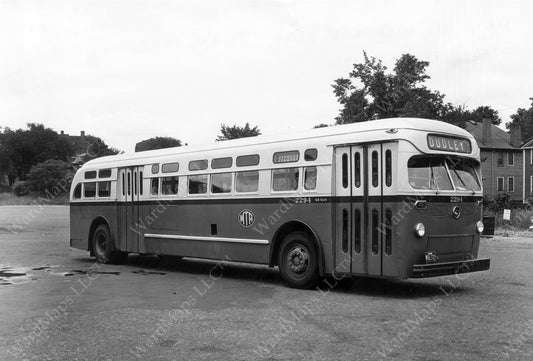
[497,153,504,167]
[508,152,514,166]
[84,182,96,198]
[211,173,232,193]
[272,168,299,192]
[98,181,111,197]
[304,167,317,190]
[188,175,208,194]
[508,177,515,192]
[161,176,179,195]
[497,177,504,192]
[235,171,259,193]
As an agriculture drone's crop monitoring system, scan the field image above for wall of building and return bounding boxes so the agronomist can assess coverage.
[480,149,523,202]
[524,148,533,202]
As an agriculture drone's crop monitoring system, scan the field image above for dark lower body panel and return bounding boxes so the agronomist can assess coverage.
[411,258,490,278]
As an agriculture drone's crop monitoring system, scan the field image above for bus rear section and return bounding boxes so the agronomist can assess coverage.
[333,139,490,280]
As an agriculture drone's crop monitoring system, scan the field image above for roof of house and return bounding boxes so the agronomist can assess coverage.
[464,121,519,150]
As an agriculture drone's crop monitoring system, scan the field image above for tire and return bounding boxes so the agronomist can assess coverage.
[278,231,319,289]
[92,224,125,264]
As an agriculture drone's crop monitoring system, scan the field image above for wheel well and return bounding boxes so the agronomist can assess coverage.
[269,221,325,276]
[88,217,110,256]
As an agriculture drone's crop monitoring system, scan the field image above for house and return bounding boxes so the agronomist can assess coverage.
[520,138,533,203]
[465,119,524,205]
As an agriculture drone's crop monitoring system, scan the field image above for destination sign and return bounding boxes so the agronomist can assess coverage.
[427,134,471,154]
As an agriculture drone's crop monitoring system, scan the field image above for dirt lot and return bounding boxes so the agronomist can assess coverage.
[0,206,532,361]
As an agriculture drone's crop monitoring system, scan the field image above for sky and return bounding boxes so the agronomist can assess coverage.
[0,0,532,152]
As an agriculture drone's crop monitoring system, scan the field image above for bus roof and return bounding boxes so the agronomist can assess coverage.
[83,118,476,168]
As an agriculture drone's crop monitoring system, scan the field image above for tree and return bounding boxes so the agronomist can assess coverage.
[507,98,533,142]
[135,137,182,152]
[332,52,447,124]
[84,135,121,159]
[0,123,75,183]
[440,104,501,128]
[26,159,72,194]
[216,123,261,141]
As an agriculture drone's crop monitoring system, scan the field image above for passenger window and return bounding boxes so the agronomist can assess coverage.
[121,173,125,196]
[211,173,232,194]
[273,150,299,164]
[84,182,96,198]
[162,162,179,173]
[354,152,361,188]
[73,183,82,199]
[127,173,131,196]
[272,168,299,191]
[236,171,259,193]
[304,167,317,190]
[342,153,348,189]
[152,164,160,174]
[98,181,111,197]
[161,176,179,195]
[372,151,378,187]
[85,171,97,179]
[304,148,318,161]
[385,150,392,187]
[151,178,159,196]
[98,169,111,178]
[211,157,232,169]
[236,154,259,167]
[188,175,208,194]
[188,160,208,171]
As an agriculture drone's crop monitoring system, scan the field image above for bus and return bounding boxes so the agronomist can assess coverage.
[69,118,490,289]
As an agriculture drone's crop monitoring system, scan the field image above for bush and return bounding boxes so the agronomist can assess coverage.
[484,192,511,213]
[12,180,30,196]
[26,159,73,194]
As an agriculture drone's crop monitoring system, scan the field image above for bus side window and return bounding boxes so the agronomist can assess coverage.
[122,173,125,196]
[385,150,392,187]
[84,182,96,198]
[304,167,317,190]
[151,178,159,196]
[73,183,82,199]
[98,181,111,197]
[236,171,259,193]
[188,175,208,194]
[211,173,232,193]
[372,151,378,187]
[354,152,361,188]
[127,173,131,196]
[342,153,348,188]
[272,168,299,192]
[140,171,144,195]
[162,176,179,195]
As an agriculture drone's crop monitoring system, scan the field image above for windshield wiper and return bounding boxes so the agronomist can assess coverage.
[452,169,475,195]
[430,165,440,194]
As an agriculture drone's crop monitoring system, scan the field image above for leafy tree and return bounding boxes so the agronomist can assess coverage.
[440,104,501,128]
[26,159,72,194]
[135,137,182,152]
[332,52,447,124]
[470,106,501,125]
[507,98,533,142]
[84,135,121,159]
[216,123,261,141]
[0,123,75,183]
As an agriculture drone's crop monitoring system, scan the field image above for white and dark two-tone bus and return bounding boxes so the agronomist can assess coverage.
[69,118,490,288]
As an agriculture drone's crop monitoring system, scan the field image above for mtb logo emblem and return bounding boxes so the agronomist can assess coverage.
[239,210,255,227]
[452,206,461,219]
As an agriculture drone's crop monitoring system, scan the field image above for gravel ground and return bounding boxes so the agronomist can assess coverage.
[0,206,532,361]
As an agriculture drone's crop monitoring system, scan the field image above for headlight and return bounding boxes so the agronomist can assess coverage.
[414,223,425,238]
[476,221,484,234]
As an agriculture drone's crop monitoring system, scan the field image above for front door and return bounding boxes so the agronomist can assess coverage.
[117,167,143,253]
[334,142,397,277]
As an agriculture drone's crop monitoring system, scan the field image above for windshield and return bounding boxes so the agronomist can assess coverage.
[408,156,481,192]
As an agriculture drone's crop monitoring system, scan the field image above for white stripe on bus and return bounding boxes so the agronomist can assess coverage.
[144,233,269,245]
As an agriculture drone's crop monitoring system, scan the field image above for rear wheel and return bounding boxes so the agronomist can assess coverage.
[278,231,319,289]
[92,224,126,264]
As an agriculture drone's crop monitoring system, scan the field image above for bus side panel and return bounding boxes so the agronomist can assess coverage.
[70,203,120,253]
[70,204,84,250]
[143,200,333,267]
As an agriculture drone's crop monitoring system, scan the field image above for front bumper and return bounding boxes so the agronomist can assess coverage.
[411,258,490,278]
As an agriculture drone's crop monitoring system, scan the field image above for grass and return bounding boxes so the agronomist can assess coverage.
[0,192,69,206]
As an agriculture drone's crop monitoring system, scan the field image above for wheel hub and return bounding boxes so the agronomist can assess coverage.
[288,246,309,273]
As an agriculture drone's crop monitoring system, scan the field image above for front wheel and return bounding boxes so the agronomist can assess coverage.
[278,231,319,289]
[92,224,126,264]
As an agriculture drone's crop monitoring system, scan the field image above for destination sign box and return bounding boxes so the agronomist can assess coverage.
[427,134,471,154]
